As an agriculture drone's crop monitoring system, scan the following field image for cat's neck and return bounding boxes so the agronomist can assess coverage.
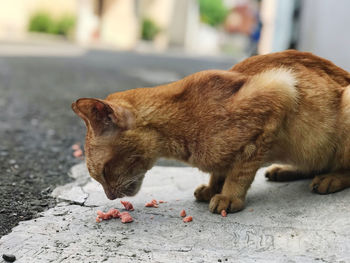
[131,82,194,163]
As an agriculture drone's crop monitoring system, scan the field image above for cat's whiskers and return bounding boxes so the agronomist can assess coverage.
[122,178,138,188]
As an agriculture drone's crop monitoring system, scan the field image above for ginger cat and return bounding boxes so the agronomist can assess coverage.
[72,50,350,214]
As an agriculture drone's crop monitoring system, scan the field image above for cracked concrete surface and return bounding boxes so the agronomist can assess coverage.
[1,163,350,262]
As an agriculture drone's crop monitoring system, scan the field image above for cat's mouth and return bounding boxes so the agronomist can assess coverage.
[103,187,125,200]
[102,177,143,200]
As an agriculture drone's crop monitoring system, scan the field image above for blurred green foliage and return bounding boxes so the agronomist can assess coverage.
[28,12,75,37]
[198,0,229,27]
[141,18,160,41]
[28,12,55,33]
[54,15,76,36]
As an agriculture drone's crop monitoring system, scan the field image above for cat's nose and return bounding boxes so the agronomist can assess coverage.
[105,190,117,200]
[102,185,124,200]
[106,191,125,200]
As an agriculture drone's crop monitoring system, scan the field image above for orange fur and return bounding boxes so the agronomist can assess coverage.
[72,50,350,213]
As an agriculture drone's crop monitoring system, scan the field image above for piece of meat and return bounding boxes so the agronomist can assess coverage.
[158,200,166,203]
[96,208,121,222]
[145,202,158,208]
[73,149,83,158]
[97,210,104,217]
[183,216,193,223]
[97,210,108,219]
[151,199,158,205]
[102,213,111,220]
[120,200,134,211]
[180,209,186,217]
[111,209,121,218]
[96,211,109,220]
[71,144,81,150]
[221,210,227,217]
[96,209,133,223]
[120,212,133,223]
[107,208,121,218]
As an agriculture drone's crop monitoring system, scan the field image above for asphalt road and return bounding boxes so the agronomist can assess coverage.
[0,44,234,238]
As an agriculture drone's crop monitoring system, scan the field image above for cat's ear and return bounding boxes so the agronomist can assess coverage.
[72,98,133,136]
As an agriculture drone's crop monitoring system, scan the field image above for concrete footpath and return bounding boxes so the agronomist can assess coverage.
[1,163,350,263]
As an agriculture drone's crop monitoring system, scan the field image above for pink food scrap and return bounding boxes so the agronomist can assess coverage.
[73,149,83,158]
[96,208,121,222]
[221,210,227,217]
[183,216,193,223]
[96,207,133,223]
[71,144,80,151]
[120,200,134,211]
[144,199,167,208]
[180,209,186,217]
[145,200,158,208]
[120,212,133,223]
[71,143,84,158]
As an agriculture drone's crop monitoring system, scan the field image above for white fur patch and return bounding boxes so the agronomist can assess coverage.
[256,68,297,90]
[236,68,299,106]
[340,86,350,122]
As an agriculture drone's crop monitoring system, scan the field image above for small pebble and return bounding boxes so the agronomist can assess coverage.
[2,254,16,262]
[31,118,38,126]
[47,129,55,136]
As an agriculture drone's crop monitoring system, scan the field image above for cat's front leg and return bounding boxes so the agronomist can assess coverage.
[194,173,225,202]
[209,160,261,213]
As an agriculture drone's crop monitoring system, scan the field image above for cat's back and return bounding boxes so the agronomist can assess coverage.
[231,50,350,87]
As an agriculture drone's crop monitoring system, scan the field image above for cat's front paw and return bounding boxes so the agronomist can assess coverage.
[194,184,212,202]
[310,174,344,194]
[265,164,284,181]
[209,194,245,214]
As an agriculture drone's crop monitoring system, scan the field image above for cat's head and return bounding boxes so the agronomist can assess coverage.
[72,98,156,200]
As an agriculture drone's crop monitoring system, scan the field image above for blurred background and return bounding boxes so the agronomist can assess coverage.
[1,0,350,238]
[0,0,349,69]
